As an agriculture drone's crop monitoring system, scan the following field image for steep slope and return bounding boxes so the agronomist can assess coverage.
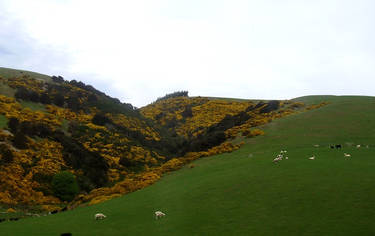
[0,68,173,209]
[1,95,374,235]
[0,67,323,212]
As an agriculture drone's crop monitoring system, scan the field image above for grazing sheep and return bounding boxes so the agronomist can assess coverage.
[273,154,283,163]
[309,155,315,160]
[155,211,166,219]
[285,156,288,160]
[356,145,361,148]
[344,153,351,157]
[95,213,106,220]
[314,144,319,148]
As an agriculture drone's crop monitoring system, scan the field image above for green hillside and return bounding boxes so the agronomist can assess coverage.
[0,67,52,82]
[1,67,306,210]
[2,95,375,235]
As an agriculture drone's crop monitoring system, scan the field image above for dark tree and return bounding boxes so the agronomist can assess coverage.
[92,114,112,126]
[51,75,65,83]
[259,100,280,113]
[53,93,65,107]
[154,91,189,103]
[29,90,40,102]
[67,96,81,111]
[0,144,13,164]
[87,94,98,103]
[14,87,30,100]
[8,117,19,133]
[40,93,51,104]
[12,132,28,149]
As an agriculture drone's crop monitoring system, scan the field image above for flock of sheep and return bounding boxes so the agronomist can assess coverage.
[94,211,166,221]
[272,143,368,163]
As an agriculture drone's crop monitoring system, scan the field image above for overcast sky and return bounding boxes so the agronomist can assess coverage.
[0,0,374,107]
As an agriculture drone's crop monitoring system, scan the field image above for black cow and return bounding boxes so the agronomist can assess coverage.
[335,144,342,149]
[60,233,72,236]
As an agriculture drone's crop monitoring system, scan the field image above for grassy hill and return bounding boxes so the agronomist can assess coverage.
[2,95,375,235]
[0,67,308,210]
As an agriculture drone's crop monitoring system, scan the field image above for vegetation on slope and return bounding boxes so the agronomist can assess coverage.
[0,67,325,214]
[1,95,374,235]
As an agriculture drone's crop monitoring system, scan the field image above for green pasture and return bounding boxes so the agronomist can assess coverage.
[1,95,375,235]
[20,101,46,112]
[0,67,52,83]
[0,115,7,129]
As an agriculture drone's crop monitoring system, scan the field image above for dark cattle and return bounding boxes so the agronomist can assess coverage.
[330,145,335,149]
[61,206,68,212]
[9,217,19,221]
[0,218,6,223]
[60,233,72,236]
[335,144,342,149]
[50,210,58,214]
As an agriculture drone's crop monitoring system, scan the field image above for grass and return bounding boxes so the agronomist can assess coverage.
[2,95,375,235]
[20,101,46,112]
[0,82,15,98]
[0,67,52,83]
[0,115,7,129]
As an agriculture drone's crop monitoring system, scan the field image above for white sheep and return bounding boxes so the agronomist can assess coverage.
[313,144,319,148]
[155,211,166,219]
[273,154,283,163]
[95,213,106,220]
[344,153,351,157]
[309,155,315,160]
[356,145,361,148]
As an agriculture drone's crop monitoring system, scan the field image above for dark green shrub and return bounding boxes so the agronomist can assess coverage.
[0,144,13,164]
[51,171,79,202]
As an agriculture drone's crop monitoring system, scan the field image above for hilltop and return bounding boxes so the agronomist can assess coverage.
[0,67,324,213]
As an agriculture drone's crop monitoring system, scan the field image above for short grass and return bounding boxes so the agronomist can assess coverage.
[0,82,15,98]
[0,115,7,129]
[2,95,375,235]
[20,101,46,112]
[0,67,52,83]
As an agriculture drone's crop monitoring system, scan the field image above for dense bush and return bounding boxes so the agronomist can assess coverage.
[51,75,65,83]
[259,100,280,113]
[92,113,112,126]
[154,91,189,103]
[0,144,13,164]
[53,131,109,190]
[12,132,28,149]
[15,87,40,102]
[51,171,79,202]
